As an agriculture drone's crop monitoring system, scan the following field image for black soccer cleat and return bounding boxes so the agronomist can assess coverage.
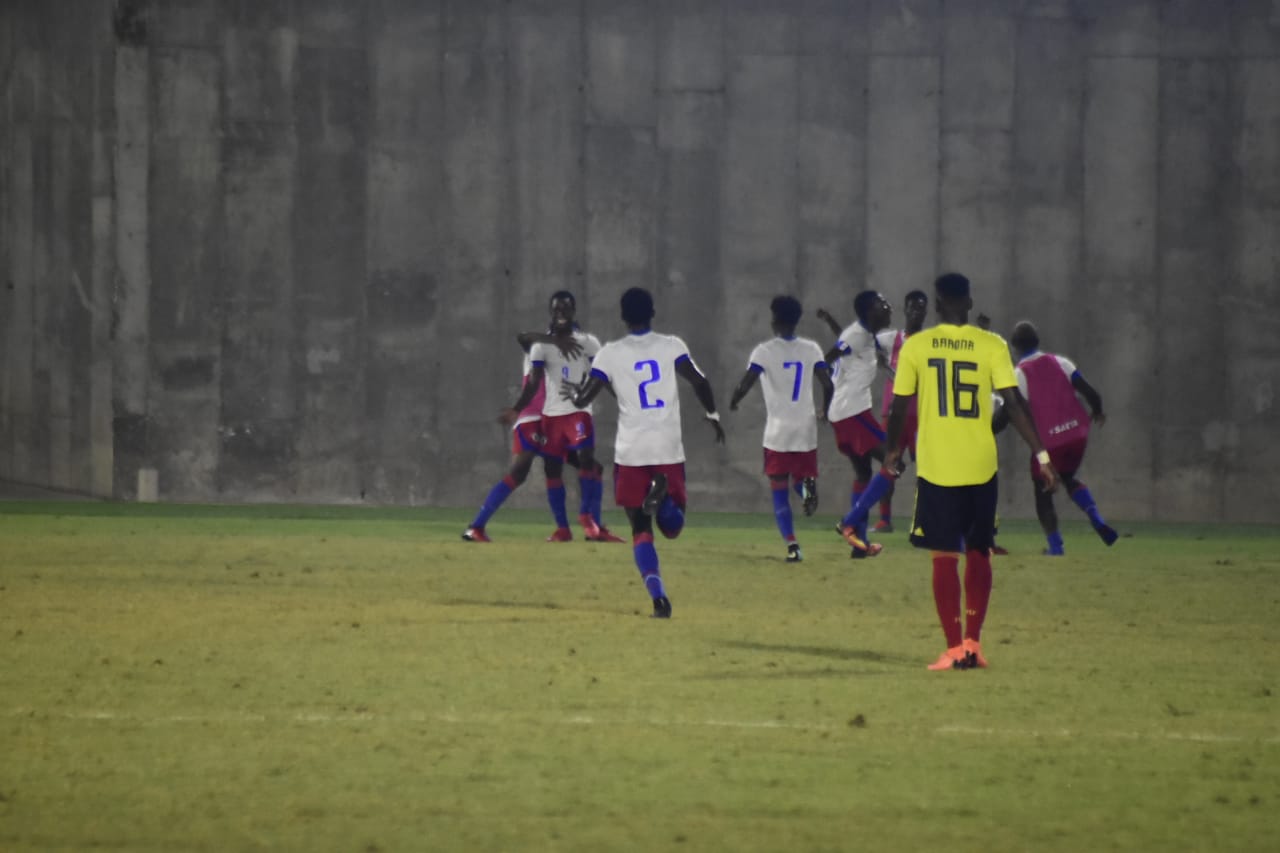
[651,596,672,619]
[786,542,803,563]
[642,473,669,517]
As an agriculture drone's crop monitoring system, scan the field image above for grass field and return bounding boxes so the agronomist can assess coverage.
[2,501,1278,852]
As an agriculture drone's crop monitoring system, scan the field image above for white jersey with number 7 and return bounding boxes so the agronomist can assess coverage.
[589,331,694,466]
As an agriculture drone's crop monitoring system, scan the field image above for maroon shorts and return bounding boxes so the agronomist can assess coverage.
[511,421,547,456]
[614,463,687,510]
[831,410,886,459]
[542,412,594,457]
[1032,437,1088,480]
[763,448,818,480]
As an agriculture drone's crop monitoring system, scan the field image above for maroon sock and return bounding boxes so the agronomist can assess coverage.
[964,549,993,642]
[931,554,962,648]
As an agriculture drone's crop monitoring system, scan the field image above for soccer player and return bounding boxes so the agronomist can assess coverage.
[567,287,725,618]
[877,273,1058,670]
[728,296,834,563]
[1007,320,1118,554]
[463,293,623,542]
[871,289,928,532]
[819,290,895,557]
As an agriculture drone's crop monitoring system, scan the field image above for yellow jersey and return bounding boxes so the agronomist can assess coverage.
[892,323,1017,486]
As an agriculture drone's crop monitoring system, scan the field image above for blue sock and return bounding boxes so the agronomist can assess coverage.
[656,496,685,539]
[577,473,595,517]
[771,486,795,542]
[589,476,604,525]
[842,471,893,529]
[546,479,569,529]
[634,538,666,599]
[471,478,514,528]
[1070,485,1104,527]
[1046,531,1064,554]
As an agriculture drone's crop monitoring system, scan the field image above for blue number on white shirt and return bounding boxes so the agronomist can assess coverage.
[635,360,665,409]
[783,360,803,402]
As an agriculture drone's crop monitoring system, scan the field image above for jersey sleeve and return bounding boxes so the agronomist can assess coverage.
[1015,365,1028,398]
[1054,354,1078,379]
[582,334,602,360]
[875,329,897,351]
[834,323,859,356]
[808,340,829,371]
[528,341,549,367]
[747,342,766,372]
[590,344,615,383]
[989,335,1018,390]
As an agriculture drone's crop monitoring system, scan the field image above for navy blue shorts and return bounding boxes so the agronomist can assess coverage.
[909,474,999,553]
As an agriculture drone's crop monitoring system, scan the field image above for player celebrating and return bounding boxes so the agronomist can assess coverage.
[872,290,928,532]
[879,273,1057,670]
[567,287,724,618]
[819,290,894,557]
[728,295,834,563]
[1007,320,1118,554]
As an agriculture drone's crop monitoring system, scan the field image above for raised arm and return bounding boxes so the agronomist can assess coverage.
[728,369,761,411]
[997,386,1058,492]
[815,308,843,339]
[516,330,583,359]
[675,357,725,443]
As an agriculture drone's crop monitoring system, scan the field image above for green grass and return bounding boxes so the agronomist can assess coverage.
[1,502,1278,852]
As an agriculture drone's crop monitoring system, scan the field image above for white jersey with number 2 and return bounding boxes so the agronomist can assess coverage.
[590,331,694,466]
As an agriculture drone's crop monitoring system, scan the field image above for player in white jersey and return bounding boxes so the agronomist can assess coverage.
[567,287,724,619]
[728,296,833,563]
[503,291,623,543]
[817,290,894,557]
[462,303,583,542]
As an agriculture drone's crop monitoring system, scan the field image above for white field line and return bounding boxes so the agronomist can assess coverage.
[6,707,1279,744]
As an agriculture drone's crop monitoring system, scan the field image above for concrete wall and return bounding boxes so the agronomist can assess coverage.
[2,0,1278,522]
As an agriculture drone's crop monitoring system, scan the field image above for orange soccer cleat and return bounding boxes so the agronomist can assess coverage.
[927,646,970,671]
[839,525,883,557]
[461,527,491,543]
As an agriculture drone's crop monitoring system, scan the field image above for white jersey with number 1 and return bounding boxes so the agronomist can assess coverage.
[746,336,827,452]
[590,331,694,466]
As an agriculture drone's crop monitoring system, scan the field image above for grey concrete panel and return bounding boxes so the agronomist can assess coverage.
[586,0,657,127]
[657,91,723,151]
[224,26,297,123]
[1234,0,1280,57]
[1081,0,1160,57]
[1154,59,1232,519]
[585,125,659,296]
[8,118,35,483]
[799,0,868,56]
[659,0,725,91]
[942,2,1015,131]
[797,52,866,311]
[938,129,1013,309]
[1081,57,1159,519]
[112,42,150,453]
[146,0,222,48]
[869,0,941,55]
[1237,59,1280,208]
[867,56,940,295]
[1161,0,1236,58]
[295,0,369,49]
[727,0,798,55]
[1008,16,1084,329]
[434,36,514,498]
[509,9,585,313]
[364,6,445,504]
[0,12,15,481]
[656,145,723,337]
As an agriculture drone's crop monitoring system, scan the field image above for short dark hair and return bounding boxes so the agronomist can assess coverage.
[549,290,575,308]
[905,289,928,305]
[1010,321,1039,352]
[853,290,880,323]
[620,287,654,326]
[770,295,803,327]
[934,273,970,299]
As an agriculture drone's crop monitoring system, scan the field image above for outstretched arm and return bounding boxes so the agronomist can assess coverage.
[1071,373,1106,426]
[675,357,726,444]
[516,330,583,359]
[882,393,911,473]
[728,369,760,411]
[997,387,1058,492]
